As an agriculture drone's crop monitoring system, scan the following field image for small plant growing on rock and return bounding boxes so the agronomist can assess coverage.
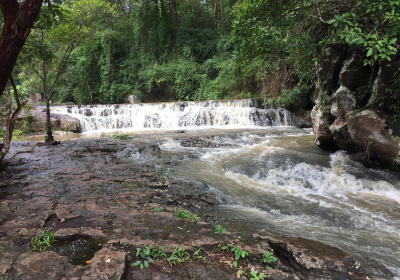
[193,248,212,264]
[131,245,167,270]
[236,268,244,278]
[152,207,164,212]
[171,207,199,223]
[157,164,166,177]
[167,247,190,266]
[214,225,226,234]
[218,243,249,268]
[15,230,22,239]
[250,271,266,280]
[121,181,137,188]
[260,252,278,269]
[28,230,56,252]
[91,182,98,190]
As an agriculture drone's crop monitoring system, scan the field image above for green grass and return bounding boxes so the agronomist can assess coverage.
[28,230,56,252]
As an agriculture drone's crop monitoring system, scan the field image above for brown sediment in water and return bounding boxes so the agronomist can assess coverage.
[0,134,394,280]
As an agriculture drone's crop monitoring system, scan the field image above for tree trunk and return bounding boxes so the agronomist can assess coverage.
[0,81,28,164]
[213,0,217,27]
[0,0,44,96]
[45,100,54,143]
[109,38,114,85]
[172,0,179,26]
[220,0,223,29]
[0,83,12,164]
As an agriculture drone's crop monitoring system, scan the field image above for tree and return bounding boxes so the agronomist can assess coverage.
[0,78,28,163]
[0,0,44,164]
[23,0,113,142]
[0,0,44,97]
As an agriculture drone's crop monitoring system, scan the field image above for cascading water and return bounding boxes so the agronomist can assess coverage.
[52,99,292,132]
[43,98,400,277]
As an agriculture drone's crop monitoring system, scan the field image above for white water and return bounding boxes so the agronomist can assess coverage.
[52,99,292,132]
[50,100,400,277]
[155,129,400,278]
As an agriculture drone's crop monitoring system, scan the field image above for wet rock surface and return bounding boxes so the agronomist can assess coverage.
[291,111,312,129]
[0,138,392,279]
[311,44,400,170]
[252,234,392,280]
[347,109,400,171]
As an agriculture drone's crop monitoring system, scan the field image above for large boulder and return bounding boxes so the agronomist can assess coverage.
[311,105,338,150]
[311,44,400,169]
[339,48,370,91]
[368,52,400,107]
[347,109,400,171]
[13,110,81,133]
[329,87,361,152]
[292,110,313,128]
[315,43,348,97]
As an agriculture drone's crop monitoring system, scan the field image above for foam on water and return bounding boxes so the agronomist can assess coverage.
[52,99,292,132]
[161,131,400,274]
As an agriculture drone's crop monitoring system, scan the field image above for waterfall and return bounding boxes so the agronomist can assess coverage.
[53,99,293,132]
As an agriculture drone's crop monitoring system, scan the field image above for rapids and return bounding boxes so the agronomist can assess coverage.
[158,128,400,277]
[46,100,400,276]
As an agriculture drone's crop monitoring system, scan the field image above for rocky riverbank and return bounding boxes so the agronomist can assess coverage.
[0,136,393,280]
[311,44,400,172]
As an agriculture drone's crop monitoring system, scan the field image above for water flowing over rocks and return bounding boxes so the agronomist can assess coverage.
[52,99,292,132]
[312,44,400,171]
[0,136,392,280]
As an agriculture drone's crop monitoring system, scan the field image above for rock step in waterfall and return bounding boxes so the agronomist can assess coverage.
[53,99,293,132]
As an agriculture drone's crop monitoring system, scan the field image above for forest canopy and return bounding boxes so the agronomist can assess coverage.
[1,0,399,106]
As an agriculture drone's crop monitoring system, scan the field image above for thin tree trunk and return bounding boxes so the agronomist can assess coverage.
[220,0,223,29]
[86,80,93,104]
[0,80,28,164]
[213,0,217,27]
[0,83,11,163]
[45,99,54,143]
[172,0,179,26]
[109,38,114,85]
[0,0,44,96]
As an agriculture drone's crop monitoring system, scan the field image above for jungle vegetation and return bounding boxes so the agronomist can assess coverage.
[0,0,399,106]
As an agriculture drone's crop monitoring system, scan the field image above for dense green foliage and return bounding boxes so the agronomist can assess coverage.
[2,0,399,106]
[12,0,249,104]
[232,0,400,100]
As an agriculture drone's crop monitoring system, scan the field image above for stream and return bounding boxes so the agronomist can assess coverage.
[35,101,400,276]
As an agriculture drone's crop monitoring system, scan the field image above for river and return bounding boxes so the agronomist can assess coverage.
[40,101,400,277]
